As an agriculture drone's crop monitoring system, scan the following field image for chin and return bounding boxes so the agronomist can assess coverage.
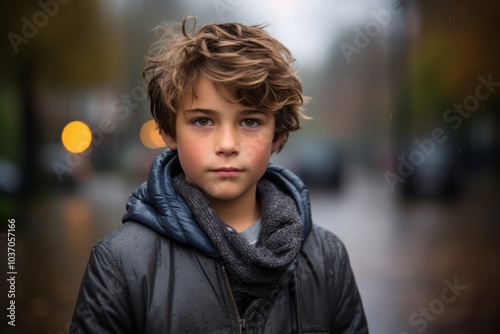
[206,190,242,201]
[201,183,244,201]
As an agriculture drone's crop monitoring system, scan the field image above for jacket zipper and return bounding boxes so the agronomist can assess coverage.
[221,264,247,333]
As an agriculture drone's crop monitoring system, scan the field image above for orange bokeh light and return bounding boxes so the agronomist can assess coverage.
[61,121,92,153]
[140,120,166,149]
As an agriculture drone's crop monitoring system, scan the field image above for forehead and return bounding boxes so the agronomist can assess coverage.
[180,75,272,117]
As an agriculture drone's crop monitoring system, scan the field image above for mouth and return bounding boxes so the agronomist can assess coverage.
[210,167,243,178]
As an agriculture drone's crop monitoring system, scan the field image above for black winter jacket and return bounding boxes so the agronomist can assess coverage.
[70,150,368,333]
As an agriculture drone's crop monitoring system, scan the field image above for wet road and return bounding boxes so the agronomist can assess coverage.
[2,168,499,334]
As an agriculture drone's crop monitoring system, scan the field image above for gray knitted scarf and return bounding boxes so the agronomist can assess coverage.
[172,174,302,313]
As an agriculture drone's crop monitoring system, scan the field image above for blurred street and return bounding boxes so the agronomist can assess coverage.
[310,169,500,334]
[2,166,499,334]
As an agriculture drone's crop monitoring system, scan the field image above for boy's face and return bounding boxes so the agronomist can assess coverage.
[162,75,284,201]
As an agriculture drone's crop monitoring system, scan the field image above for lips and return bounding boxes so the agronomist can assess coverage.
[211,167,243,178]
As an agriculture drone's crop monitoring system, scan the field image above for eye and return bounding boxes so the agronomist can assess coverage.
[240,119,261,127]
[192,118,213,127]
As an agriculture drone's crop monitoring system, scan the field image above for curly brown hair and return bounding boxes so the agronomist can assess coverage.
[143,16,308,151]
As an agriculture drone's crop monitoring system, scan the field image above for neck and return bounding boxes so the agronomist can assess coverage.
[208,185,261,232]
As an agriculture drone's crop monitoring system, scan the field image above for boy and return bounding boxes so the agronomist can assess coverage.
[70,17,368,333]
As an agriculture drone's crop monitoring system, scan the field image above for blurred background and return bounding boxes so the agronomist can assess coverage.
[1,0,499,333]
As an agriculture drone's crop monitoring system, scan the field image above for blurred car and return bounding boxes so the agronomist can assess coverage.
[399,141,461,199]
[272,136,343,190]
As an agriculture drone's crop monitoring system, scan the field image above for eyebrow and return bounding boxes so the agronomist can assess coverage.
[184,108,216,116]
[184,108,271,118]
[241,109,271,118]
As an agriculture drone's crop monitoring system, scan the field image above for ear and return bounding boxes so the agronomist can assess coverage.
[271,133,286,153]
[160,130,177,151]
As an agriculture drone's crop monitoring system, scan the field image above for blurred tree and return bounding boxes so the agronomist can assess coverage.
[407,0,500,183]
[0,0,124,198]
[0,0,123,225]
[409,0,500,119]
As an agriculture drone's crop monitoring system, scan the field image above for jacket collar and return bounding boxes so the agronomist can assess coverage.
[123,149,312,257]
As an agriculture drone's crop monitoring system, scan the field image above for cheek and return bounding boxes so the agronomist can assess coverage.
[177,138,207,174]
[244,131,274,170]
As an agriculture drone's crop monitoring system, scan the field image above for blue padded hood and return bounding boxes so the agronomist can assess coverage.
[123,150,313,257]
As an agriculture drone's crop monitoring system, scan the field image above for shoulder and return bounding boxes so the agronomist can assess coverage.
[92,222,168,268]
[300,224,353,285]
[99,222,162,250]
[92,222,210,269]
[299,225,361,309]
[298,225,369,331]
[303,224,349,259]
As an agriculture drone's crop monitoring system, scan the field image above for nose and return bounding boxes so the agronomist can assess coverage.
[215,125,239,156]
